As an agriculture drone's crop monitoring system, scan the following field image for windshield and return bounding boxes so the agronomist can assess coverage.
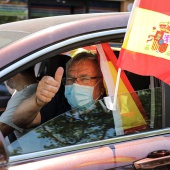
[8,87,162,156]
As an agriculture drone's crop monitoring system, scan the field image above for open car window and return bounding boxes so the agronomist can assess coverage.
[8,87,162,156]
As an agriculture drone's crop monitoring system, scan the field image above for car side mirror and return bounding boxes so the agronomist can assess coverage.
[0,131,9,167]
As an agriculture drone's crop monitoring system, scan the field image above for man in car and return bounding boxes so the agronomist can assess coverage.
[0,67,37,141]
[13,51,105,129]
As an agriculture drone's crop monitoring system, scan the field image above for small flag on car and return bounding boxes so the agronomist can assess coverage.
[117,0,170,85]
[96,43,148,135]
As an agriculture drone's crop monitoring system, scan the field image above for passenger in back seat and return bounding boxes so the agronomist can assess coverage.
[13,51,105,129]
[0,66,37,141]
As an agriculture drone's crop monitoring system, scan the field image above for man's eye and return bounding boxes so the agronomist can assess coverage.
[67,78,74,82]
[81,77,89,81]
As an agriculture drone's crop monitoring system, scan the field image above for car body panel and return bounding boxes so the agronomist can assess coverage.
[8,134,170,170]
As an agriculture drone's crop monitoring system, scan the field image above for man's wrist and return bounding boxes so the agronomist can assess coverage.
[35,95,46,107]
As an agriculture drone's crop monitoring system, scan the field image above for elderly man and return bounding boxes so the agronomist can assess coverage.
[0,67,37,139]
[13,51,105,129]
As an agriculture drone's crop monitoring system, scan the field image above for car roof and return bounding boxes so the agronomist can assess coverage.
[0,12,130,70]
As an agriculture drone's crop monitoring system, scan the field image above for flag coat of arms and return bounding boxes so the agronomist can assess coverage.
[117,0,170,85]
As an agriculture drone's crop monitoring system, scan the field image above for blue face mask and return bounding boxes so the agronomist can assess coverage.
[65,83,94,109]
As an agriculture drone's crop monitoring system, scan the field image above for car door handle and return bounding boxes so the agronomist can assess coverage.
[133,150,170,169]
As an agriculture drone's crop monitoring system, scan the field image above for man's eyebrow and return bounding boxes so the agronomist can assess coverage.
[67,74,89,78]
[80,74,89,77]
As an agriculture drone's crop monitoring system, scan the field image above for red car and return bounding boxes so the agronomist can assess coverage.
[0,12,170,169]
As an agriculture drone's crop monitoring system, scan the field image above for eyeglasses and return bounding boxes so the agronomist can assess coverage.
[62,76,101,85]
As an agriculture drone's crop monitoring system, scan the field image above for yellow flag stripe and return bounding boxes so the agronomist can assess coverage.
[108,61,147,130]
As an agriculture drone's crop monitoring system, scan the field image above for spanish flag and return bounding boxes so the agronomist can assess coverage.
[118,0,170,85]
[96,43,148,135]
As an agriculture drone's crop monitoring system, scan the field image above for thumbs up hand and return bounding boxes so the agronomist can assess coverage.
[35,67,64,106]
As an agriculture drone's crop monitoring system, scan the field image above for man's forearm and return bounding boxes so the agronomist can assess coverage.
[13,94,43,128]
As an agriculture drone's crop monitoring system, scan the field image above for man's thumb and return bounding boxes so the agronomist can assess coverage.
[54,67,64,83]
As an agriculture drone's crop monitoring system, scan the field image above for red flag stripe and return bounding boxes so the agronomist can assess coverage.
[118,48,170,85]
[139,0,170,16]
[101,43,135,93]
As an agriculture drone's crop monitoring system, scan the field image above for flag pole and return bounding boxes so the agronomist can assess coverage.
[113,68,121,110]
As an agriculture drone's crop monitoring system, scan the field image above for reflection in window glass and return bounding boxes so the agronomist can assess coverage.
[8,88,162,156]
